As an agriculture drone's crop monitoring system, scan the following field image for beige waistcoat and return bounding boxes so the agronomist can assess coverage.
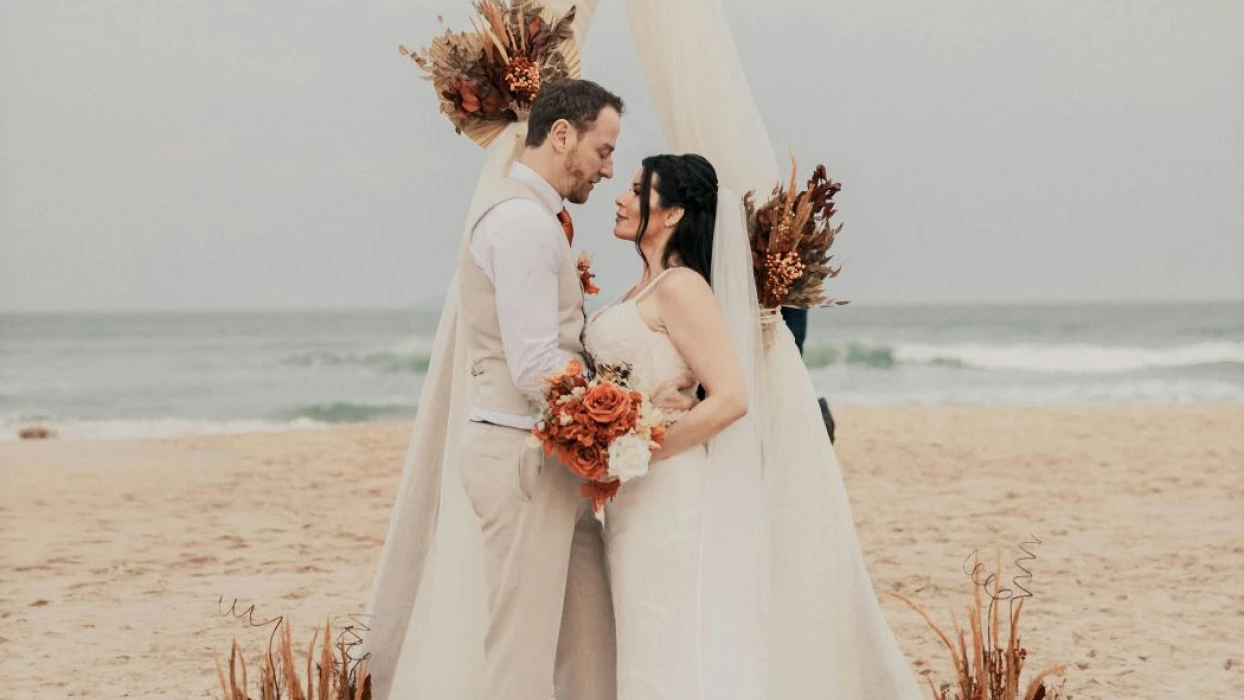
[458,178,586,417]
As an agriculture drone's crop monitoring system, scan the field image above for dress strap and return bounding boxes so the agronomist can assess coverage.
[599,288,630,309]
[630,267,680,303]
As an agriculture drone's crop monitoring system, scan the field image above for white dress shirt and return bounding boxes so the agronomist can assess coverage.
[467,162,574,429]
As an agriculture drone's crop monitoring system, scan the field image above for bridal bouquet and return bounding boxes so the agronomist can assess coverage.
[530,359,666,511]
[745,155,848,310]
[400,0,581,147]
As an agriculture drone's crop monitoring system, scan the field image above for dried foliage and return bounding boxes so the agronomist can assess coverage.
[745,154,848,309]
[890,542,1067,700]
[400,1,581,147]
[214,617,370,700]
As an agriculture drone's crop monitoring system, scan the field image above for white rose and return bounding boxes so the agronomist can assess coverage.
[607,432,652,483]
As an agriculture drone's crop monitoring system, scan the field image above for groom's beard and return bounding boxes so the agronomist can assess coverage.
[564,151,593,205]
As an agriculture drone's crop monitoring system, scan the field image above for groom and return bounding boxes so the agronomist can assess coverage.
[457,79,623,700]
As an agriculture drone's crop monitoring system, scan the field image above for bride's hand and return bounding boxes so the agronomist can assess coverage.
[650,374,699,412]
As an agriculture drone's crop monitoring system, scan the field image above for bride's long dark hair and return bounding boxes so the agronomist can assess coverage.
[634,153,719,283]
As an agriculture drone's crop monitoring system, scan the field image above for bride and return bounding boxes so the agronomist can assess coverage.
[585,152,924,699]
[585,152,754,699]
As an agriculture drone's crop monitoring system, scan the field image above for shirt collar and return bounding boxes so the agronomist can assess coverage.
[509,161,564,212]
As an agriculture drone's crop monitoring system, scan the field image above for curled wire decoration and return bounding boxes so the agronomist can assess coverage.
[331,612,374,671]
[959,537,1043,653]
[218,595,285,650]
[1012,534,1041,603]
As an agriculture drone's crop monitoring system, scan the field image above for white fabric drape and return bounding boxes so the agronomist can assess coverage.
[360,4,599,699]
[624,0,780,195]
[624,1,924,698]
[762,324,925,699]
[701,188,767,700]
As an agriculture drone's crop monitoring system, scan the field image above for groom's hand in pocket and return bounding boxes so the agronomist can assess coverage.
[651,374,699,412]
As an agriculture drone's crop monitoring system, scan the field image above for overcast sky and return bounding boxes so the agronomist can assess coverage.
[2,0,1241,312]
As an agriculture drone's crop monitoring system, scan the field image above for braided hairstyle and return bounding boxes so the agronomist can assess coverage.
[634,153,719,283]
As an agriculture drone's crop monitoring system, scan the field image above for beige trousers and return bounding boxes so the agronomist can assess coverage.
[459,420,617,700]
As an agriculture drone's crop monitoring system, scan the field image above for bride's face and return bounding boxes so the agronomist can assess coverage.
[613,168,675,243]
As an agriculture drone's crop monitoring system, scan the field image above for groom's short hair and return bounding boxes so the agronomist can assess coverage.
[525,79,624,148]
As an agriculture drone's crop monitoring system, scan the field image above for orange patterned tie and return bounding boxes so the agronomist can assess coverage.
[557,207,574,247]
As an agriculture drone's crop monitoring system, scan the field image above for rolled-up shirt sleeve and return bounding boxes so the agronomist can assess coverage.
[471,200,572,401]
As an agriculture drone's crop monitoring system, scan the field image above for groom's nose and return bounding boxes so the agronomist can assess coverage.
[600,159,614,179]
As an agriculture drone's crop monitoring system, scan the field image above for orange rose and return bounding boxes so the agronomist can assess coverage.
[560,410,597,446]
[566,409,597,442]
[583,383,630,424]
[572,402,594,423]
[601,407,638,440]
[565,442,607,481]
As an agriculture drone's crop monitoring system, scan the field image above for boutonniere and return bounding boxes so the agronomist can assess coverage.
[577,251,600,295]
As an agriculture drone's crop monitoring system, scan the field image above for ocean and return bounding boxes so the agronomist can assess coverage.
[2,303,1241,441]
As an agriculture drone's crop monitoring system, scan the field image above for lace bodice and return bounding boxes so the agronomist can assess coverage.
[583,271,692,398]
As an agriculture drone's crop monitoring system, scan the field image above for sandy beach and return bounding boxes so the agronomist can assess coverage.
[2,405,1242,699]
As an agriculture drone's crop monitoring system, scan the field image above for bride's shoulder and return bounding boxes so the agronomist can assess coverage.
[652,267,713,305]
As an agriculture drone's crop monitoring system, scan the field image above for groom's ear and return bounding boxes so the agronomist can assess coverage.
[548,118,576,152]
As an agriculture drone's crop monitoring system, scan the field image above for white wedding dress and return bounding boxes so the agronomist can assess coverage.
[583,269,707,700]
[581,243,924,700]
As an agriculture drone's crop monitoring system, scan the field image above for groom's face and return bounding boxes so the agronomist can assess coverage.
[562,106,621,204]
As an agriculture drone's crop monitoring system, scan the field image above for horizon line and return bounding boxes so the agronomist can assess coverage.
[2,297,1242,316]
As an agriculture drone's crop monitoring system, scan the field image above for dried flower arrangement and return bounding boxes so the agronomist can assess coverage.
[889,543,1067,700]
[744,155,847,311]
[400,1,581,147]
[213,607,370,700]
